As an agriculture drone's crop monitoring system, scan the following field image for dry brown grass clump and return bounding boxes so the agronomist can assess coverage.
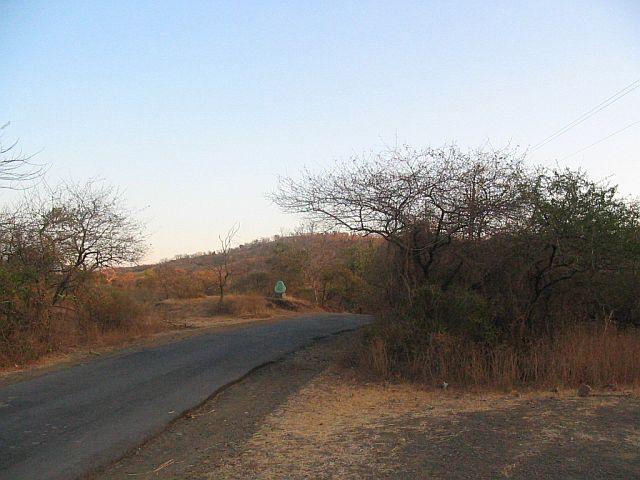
[217,294,272,317]
[358,321,640,389]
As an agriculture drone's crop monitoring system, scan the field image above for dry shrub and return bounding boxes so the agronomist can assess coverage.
[73,285,166,348]
[77,286,147,331]
[359,320,640,389]
[0,286,164,369]
[215,294,271,318]
[75,314,164,350]
[0,310,54,367]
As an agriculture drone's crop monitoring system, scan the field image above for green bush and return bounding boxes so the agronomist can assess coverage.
[407,285,495,343]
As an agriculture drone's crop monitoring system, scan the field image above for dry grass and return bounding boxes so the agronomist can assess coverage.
[0,305,165,371]
[217,294,276,317]
[358,322,640,389]
[208,372,449,478]
[155,294,271,321]
[209,366,639,479]
[155,294,318,327]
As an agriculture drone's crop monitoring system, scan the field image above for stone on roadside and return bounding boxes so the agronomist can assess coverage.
[577,384,592,397]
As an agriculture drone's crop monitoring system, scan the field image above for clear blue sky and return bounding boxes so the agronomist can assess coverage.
[2,1,639,261]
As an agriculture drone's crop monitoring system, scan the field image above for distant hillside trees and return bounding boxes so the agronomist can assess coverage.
[114,231,380,312]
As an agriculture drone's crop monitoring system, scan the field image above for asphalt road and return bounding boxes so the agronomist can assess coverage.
[0,313,369,480]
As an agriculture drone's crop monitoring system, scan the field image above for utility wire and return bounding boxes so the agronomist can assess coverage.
[532,77,640,151]
[559,119,640,161]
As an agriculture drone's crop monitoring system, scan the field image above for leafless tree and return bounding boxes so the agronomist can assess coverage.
[271,145,527,297]
[214,223,239,307]
[0,122,43,188]
[2,181,147,305]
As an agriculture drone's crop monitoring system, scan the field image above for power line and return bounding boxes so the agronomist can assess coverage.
[559,119,640,161]
[532,77,640,151]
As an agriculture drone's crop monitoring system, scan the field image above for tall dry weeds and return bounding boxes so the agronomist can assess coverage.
[360,321,640,389]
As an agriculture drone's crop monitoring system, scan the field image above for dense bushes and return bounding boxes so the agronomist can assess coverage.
[76,285,146,331]
[0,181,148,367]
[0,282,150,367]
[275,146,640,387]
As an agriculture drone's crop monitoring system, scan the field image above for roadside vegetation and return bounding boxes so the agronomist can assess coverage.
[0,129,378,367]
[116,231,379,309]
[0,216,375,368]
[0,177,151,366]
[274,145,640,389]
[3,135,639,392]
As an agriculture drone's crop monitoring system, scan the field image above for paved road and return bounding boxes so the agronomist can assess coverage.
[0,313,369,480]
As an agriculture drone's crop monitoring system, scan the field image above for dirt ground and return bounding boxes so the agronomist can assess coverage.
[88,331,640,480]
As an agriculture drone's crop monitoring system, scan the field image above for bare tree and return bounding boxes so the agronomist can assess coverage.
[214,223,239,308]
[271,145,526,297]
[0,122,43,188]
[3,181,147,305]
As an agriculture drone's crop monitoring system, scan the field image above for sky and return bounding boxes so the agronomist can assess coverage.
[1,1,639,262]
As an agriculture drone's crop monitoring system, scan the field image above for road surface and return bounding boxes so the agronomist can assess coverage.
[0,313,369,480]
